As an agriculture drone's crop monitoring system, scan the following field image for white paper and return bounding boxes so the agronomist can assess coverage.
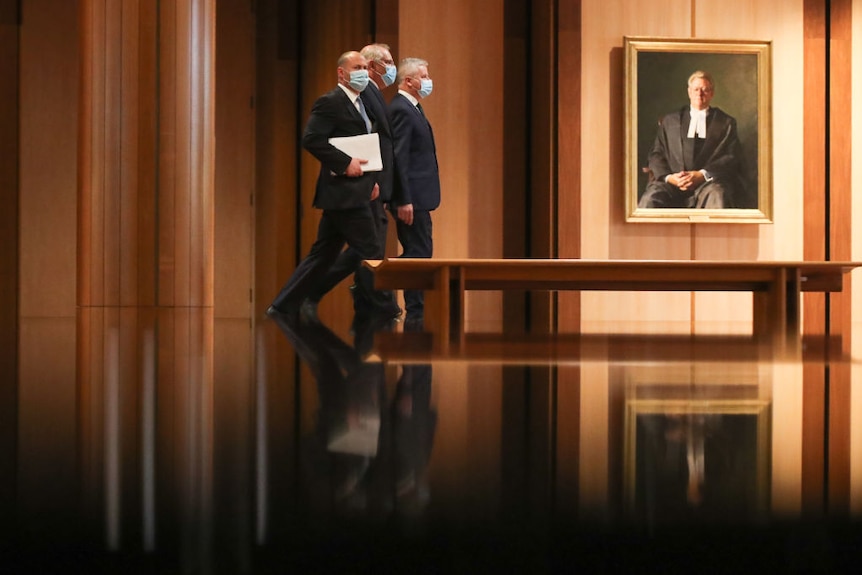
[327,415,381,456]
[328,133,383,172]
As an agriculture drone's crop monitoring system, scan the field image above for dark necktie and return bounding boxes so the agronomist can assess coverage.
[416,103,425,117]
[356,97,372,133]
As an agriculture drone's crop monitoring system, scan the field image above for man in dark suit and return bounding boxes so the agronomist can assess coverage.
[638,70,744,209]
[302,44,402,323]
[388,57,440,329]
[267,51,382,322]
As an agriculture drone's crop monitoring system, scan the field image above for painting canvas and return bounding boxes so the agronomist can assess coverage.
[625,37,772,223]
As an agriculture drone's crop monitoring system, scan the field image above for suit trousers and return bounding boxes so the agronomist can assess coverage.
[308,198,396,311]
[271,204,379,312]
[395,209,433,320]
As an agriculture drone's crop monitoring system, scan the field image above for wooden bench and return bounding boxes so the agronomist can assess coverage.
[364,258,862,347]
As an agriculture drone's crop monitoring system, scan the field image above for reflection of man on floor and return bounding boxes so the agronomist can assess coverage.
[638,70,745,209]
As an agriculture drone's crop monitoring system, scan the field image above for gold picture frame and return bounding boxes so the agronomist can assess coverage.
[623,398,771,522]
[625,37,772,223]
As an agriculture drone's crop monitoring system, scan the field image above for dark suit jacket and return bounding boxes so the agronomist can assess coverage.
[388,93,440,211]
[302,86,378,210]
[361,83,395,202]
[647,106,743,191]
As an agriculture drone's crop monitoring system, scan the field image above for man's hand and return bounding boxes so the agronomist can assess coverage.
[370,183,380,201]
[345,157,368,177]
[668,170,706,191]
[397,203,414,226]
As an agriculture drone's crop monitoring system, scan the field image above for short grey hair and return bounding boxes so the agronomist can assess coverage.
[397,57,429,84]
[361,43,391,62]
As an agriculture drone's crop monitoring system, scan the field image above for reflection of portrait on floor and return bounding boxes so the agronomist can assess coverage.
[639,71,746,209]
[635,411,760,523]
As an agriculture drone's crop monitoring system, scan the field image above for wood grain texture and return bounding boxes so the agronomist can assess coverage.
[215,0,255,317]
[20,0,78,315]
[576,0,692,333]
[0,4,18,515]
[254,0,300,321]
[79,0,215,309]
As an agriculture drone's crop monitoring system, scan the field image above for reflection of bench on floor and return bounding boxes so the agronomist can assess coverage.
[367,332,847,365]
[364,258,862,345]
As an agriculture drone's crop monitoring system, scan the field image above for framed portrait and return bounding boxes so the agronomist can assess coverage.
[623,398,771,524]
[624,37,772,223]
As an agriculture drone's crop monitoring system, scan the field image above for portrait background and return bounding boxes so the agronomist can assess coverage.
[636,51,759,210]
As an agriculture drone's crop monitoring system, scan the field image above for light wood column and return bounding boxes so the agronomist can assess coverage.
[827,0,853,517]
[78,0,215,308]
[77,0,216,556]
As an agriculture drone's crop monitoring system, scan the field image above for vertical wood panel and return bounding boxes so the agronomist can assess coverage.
[528,0,556,332]
[577,0,693,334]
[694,0,801,333]
[0,0,18,536]
[138,0,158,306]
[399,0,505,330]
[121,0,141,304]
[556,0,582,333]
[801,0,828,517]
[81,0,214,308]
[502,0,529,332]
[827,0,853,515]
[21,0,78,315]
[103,0,121,305]
[215,0,254,317]
[158,2,177,305]
[465,0,505,330]
[255,0,299,320]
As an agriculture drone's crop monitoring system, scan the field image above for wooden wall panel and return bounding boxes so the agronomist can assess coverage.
[502,0,530,332]
[80,0,214,309]
[575,0,693,334]
[465,0,505,330]
[20,0,78,316]
[852,0,862,519]
[801,0,828,517]
[826,0,853,516]
[694,0,804,332]
[399,0,505,331]
[254,0,299,321]
[215,0,255,318]
[574,0,806,335]
[0,0,18,538]
[556,0,581,333]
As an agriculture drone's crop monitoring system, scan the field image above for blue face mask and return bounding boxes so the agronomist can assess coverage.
[418,78,433,98]
[348,70,370,92]
[381,64,397,87]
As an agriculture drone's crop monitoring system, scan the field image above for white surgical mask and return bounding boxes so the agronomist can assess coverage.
[381,64,397,87]
[418,78,433,98]
[348,69,370,92]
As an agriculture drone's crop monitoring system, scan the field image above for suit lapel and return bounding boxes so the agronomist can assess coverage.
[698,109,724,164]
[336,87,368,132]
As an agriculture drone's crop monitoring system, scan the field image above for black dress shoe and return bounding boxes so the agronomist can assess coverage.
[266,304,299,324]
[403,316,424,332]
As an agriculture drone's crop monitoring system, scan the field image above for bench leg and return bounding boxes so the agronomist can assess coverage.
[424,266,450,352]
[752,268,802,350]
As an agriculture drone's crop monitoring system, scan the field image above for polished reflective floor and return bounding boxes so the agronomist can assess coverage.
[4,309,862,572]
